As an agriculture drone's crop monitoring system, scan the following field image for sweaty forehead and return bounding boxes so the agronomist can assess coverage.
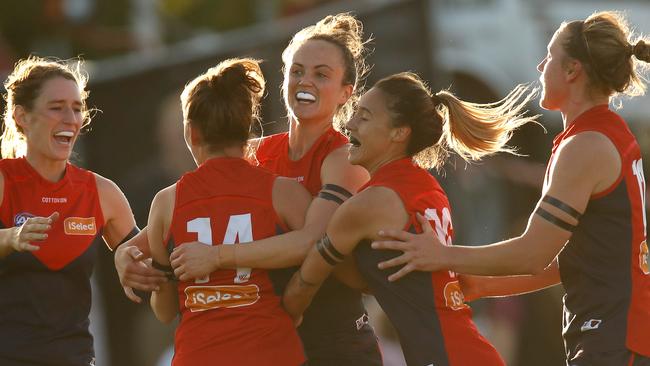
[290,39,346,70]
[38,77,82,103]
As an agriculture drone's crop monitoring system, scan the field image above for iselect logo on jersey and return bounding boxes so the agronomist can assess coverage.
[184,284,260,312]
[64,217,97,235]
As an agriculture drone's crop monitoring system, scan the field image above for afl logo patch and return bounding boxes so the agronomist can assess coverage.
[64,217,97,236]
[640,241,649,275]
[14,212,35,226]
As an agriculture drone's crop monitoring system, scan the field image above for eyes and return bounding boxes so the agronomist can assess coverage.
[289,67,330,79]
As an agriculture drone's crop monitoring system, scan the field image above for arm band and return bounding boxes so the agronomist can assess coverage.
[316,235,345,266]
[535,207,576,232]
[542,195,582,220]
[322,184,353,198]
[317,191,345,205]
[114,227,140,250]
[152,259,177,281]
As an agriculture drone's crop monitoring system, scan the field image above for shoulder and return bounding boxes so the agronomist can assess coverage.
[333,186,405,231]
[321,145,369,190]
[554,131,618,171]
[549,130,620,194]
[94,172,124,199]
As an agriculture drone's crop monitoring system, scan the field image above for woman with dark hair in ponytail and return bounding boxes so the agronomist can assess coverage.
[147,58,309,366]
[282,71,538,365]
[373,11,650,366]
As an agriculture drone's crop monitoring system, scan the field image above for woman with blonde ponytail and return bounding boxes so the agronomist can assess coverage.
[282,71,537,365]
[373,11,650,365]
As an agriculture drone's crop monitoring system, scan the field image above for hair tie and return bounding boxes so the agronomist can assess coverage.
[432,93,445,107]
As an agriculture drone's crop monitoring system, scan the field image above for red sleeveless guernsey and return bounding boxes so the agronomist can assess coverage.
[167,157,304,366]
[355,158,505,366]
[0,158,104,366]
[255,127,347,196]
[546,105,650,361]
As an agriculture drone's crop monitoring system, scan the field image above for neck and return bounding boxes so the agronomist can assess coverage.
[25,154,67,183]
[195,144,245,165]
[287,117,332,160]
[366,153,409,177]
[560,91,609,129]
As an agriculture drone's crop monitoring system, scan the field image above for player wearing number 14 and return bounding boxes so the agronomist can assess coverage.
[147,59,310,366]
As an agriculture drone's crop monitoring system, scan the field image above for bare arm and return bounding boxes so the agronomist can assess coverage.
[95,174,138,250]
[170,146,370,281]
[373,132,620,280]
[282,187,405,323]
[148,185,179,324]
[460,259,561,302]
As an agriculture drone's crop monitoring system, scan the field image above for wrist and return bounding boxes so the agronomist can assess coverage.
[218,244,236,268]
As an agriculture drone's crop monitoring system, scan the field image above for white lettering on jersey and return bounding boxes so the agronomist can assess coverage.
[424,207,455,277]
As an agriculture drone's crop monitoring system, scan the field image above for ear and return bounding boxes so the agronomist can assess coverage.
[391,126,411,143]
[564,59,582,82]
[338,84,353,105]
[13,105,28,129]
[187,122,203,146]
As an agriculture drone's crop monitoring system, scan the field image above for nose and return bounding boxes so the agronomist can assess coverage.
[63,106,81,126]
[345,115,357,131]
[537,58,546,73]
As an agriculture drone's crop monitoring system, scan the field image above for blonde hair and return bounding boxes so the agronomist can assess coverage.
[282,12,371,131]
[1,56,89,159]
[561,11,650,98]
[374,72,538,169]
[181,58,265,154]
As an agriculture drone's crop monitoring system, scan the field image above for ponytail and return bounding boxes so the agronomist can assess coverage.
[435,84,539,164]
[374,72,539,170]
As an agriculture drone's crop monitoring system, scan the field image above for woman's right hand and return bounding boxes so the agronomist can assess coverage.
[10,212,59,252]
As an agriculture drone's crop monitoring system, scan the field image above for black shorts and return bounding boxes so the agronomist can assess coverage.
[568,349,650,366]
[302,322,382,366]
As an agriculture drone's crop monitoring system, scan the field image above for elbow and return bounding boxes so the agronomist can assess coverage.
[154,309,177,324]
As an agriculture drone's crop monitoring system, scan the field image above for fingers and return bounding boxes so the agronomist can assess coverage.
[387,263,415,282]
[18,242,41,252]
[377,228,413,241]
[377,252,410,270]
[123,286,142,304]
[416,212,433,233]
[47,212,60,222]
[127,246,145,261]
[371,240,409,251]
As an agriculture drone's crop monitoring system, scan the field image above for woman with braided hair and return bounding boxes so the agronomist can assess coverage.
[372,11,650,366]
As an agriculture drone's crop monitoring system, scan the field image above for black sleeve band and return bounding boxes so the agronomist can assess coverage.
[321,235,344,261]
[152,259,177,281]
[322,184,353,199]
[114,227,140,250]
[316,236,343,266]
[542,195,582,220]
[317,191,345,205]
[535,207,576,232]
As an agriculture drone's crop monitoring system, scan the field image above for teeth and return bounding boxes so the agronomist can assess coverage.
[55,131,74,137]
[296,92,316,102]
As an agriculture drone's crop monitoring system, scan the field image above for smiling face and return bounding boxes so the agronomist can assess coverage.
[283,39,353,126]
[15,76,84,163]
[537,27,572,111]
[346,87,409,173]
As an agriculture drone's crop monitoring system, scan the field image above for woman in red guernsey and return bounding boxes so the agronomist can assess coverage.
[167,13,383,366]
[0,57,139,365]
[282,71,538,365]
[147,58,310,366]
[373,11,650,366]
